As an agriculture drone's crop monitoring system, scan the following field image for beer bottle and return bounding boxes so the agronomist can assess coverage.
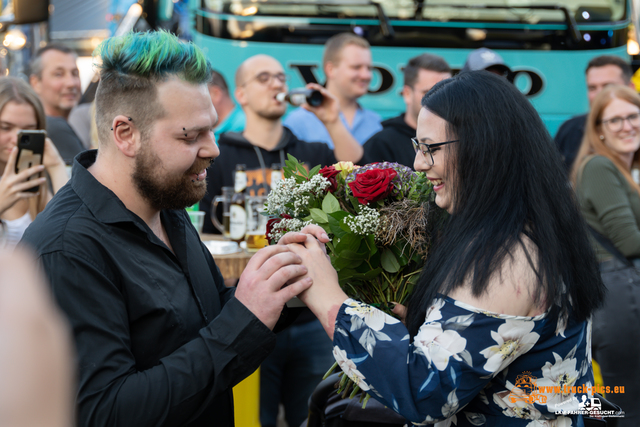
[229,164,247,242]
[276,88,323,107]
[270,163,282,190]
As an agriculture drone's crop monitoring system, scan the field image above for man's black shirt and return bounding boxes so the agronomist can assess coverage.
[21,150,276,427]
[363,113,416,168]
[554,113,587,173]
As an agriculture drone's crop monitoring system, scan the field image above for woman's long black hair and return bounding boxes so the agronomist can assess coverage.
[406,71,605,337]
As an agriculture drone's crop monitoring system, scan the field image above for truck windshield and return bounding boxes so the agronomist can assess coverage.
[203,0,626,23]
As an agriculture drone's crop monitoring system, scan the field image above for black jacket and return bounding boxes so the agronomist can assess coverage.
[202,127,337,234]
[554,113,587,173]
[363,113,416,168]
[21,150,276,427]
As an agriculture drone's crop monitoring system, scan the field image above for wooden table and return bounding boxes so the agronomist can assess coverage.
[200,234,254,282]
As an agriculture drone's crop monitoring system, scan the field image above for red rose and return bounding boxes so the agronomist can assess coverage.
[266,214,292,244]
[348,169,397,205]
[319,165,340,192]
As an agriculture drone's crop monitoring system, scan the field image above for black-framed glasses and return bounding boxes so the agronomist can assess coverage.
[241,72,288,87]
[600,113,640,132]
[411,137,458,166]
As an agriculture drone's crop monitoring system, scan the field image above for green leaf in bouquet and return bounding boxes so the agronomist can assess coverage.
[322,193,341,214]
[333,256,362,270]
[381,248,401,273]
[308,164,321,177]
[360,267,383,280]
[390,243,410,267]
[335,233,361,253]
[327,214,348,239]
[340,248,369,261]
[296,162,309,178]
[337,268,358,285]
[310,208,329,224]
[364,234,378,256]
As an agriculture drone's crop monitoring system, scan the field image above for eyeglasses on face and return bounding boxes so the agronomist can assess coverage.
[241,72,288,87]
[600,112,640,132]
[411,137,458,166]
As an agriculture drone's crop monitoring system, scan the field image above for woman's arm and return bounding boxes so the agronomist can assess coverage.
[43,138,69,195]
[581,156,640,257]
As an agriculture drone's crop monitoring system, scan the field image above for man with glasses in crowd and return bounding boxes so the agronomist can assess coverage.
[283,32,382,148]
[201,53,362,427]
[201,53,363,234]
[555,55,635,172]
[364,53,451,167]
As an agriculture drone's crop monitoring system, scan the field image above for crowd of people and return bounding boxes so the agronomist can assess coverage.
[0,28,638,427]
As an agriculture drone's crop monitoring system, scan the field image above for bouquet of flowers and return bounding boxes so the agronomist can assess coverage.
[265,155,444,404]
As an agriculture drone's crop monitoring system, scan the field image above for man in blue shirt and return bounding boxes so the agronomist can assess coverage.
[283,33,381,149]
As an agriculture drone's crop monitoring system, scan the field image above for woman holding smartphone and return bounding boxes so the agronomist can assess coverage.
[0,77,68,248]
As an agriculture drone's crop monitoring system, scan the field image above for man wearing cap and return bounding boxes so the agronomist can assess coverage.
[460,47,513,81]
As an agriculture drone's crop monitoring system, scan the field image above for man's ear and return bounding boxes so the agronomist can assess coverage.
[324,62,334,81]
[235,85,246,107]
[111,115,139,158]
[29,75,41,94]
[401,85,413,106]
[209,85,222,105]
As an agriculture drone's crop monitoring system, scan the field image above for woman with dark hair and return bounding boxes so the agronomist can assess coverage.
[289,71,605,425]
[571,84,640,427]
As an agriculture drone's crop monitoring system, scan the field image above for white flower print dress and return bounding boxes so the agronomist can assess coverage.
[332,297,594,426]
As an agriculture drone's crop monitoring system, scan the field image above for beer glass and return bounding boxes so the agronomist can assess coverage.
[245,195,268,251]
[210,186,233,238]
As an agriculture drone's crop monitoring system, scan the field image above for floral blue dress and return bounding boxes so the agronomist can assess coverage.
[333,296,594,426]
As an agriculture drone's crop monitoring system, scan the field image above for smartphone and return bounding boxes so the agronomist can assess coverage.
[14,130,46,193]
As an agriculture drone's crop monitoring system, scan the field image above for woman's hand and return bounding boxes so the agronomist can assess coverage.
[0,147,45,216]
[42,138,65,170]
[286,235,347,339]
[391,303,407,324]
[277,224,330,254]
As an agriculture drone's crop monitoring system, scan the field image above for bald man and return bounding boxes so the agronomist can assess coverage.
[201,54,363,234]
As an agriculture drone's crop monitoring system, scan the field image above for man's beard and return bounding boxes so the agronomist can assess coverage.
[132,143,211,211]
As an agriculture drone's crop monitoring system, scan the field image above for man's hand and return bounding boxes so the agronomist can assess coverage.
[0,248,75,427]
[235,245,312,330]
[302,83,340,125]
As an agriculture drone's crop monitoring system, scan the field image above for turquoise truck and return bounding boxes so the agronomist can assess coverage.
[189,0,639,136]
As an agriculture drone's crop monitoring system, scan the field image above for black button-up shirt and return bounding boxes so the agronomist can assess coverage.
[21,150,276,427]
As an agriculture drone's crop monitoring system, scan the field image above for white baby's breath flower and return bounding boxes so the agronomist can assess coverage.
[266,217,313,243]
[343,205,380,235]
[266,175,331,217]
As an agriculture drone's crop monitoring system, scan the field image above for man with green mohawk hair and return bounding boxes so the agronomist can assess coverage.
[21,30,320,427]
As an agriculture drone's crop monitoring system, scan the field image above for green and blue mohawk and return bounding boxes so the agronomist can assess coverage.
[94,30,212,84]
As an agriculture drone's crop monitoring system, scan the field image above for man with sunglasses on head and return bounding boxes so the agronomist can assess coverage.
[201,54,363,234]
[201,53,363,427]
